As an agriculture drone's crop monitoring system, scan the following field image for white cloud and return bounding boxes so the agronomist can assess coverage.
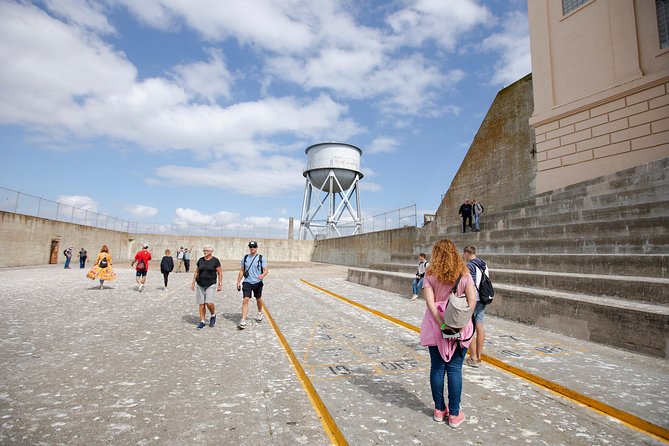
[44,0,115,34]
[480,11,531,86]
[154,154,306,196]
[0,3,360,156]
[386,0,494,50]
[360,181,382,192]
[174,208,215,225]
[126,204,159,218]
[57,195,98,211]
[116,0,472,117]
[173,207,288,232]
[367,136,399,155]
[171,48,234,102]
[117,0,314,52]
[0,2,136,126]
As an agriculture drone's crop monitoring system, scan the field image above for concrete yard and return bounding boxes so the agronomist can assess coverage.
[0,262,667,445]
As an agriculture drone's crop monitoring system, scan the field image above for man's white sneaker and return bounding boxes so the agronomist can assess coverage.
[237,320,247,330]
[255,312,263,323]
[410,294,418,301]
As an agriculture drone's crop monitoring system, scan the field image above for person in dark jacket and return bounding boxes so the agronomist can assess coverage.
[160,249,175,291]
[458,199,473,233]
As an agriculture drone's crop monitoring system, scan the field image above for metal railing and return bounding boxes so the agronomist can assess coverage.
[1,187,420,240]
[312,204,417,239]
[1,187,133,232]
[0,187,288,239]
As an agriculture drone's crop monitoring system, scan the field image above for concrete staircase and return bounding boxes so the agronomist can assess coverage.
[348,158,669,358]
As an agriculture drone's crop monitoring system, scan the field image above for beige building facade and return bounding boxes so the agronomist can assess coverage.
[528,0,669,193]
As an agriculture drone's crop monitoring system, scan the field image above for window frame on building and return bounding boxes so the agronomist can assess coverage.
[562,0,592,16]
[658,0,669,49]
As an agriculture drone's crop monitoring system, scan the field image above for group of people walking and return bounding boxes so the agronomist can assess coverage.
[72,235,491,429]
[76,241,268,331]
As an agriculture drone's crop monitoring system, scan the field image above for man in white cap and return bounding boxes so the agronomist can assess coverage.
[235,241,268,329]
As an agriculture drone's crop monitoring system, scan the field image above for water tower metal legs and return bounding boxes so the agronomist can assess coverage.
[298,170,362,239]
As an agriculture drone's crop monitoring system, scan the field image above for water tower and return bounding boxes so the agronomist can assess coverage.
[299,142,364,240]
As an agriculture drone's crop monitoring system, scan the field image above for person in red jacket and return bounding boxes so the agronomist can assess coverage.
[131,244,152,292]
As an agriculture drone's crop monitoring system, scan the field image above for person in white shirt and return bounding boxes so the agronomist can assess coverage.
[410,253,429,300]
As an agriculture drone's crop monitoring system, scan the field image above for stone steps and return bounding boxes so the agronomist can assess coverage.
[476,184,669,229]
[491,269,668,304]
[432,216,669,244]
[380,253,669,278]
[346,267,669,358]
[489,200,669,232]
[417,234,669,255]
[400,253,667,278]
[490,283,669,359]
[502,158,668,210]
[349,158,669,357]
[367,263,668,303]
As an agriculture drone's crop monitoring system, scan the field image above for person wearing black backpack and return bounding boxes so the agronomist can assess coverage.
[463,246,490,368]
[235,241,268,329]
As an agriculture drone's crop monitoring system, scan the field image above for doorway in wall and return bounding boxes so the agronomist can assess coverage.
[50,240,59,264]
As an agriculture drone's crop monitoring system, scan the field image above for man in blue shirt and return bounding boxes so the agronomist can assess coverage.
[235,241,268,329]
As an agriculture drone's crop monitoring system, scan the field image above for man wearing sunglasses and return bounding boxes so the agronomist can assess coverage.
[236,241,268,329]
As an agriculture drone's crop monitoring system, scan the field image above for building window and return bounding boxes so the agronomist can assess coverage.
[562,0,590,15]
[659,0,669,49]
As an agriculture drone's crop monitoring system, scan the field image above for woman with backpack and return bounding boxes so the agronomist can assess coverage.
[419,239,476,429]
[86,244,117,289]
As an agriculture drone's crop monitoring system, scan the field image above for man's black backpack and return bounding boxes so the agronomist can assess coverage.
[473,264,494,305]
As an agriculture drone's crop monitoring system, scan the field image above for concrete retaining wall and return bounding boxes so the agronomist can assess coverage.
[0,211,314,268]
[311,227,417,268]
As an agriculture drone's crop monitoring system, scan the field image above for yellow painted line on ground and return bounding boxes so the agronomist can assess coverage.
[300,279,419,333]
[263,304,349,446]
[300,279,669,443]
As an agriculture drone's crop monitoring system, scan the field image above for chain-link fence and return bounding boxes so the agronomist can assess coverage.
[311,204,417,239]
[1,187,417,240]
[0,187,288,238]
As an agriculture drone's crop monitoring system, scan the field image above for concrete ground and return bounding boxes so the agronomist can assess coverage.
[0,262,666,445]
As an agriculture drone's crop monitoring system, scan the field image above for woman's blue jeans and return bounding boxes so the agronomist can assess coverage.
[412,276,424,295]
[428,345,467,415]
[474,214,480,231]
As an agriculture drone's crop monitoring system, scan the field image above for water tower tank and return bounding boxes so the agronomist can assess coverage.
[303,143,364,193]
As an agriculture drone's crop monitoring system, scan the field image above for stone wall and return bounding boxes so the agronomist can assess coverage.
[0,211,314,268]
[311,227,417,268]
[428,74,537,237]
[0,211,129,268]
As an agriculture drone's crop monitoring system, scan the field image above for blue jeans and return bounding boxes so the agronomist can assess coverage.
[64,257,71,269]
[79,257,86,268]
[428,345,467,415]
[412,276,424,295]
[474,214,480,231]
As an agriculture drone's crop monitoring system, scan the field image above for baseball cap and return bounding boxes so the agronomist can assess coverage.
[248,241,258,248]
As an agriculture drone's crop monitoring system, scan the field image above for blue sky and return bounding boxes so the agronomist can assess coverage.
[0,0,530,237]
